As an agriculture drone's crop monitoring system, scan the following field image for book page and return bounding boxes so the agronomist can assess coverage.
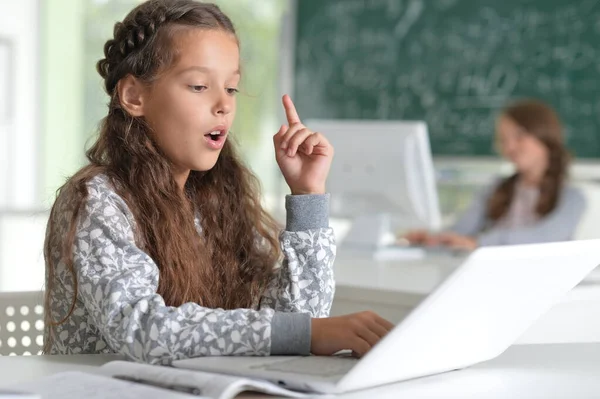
[100,361,314,399]
[0,390,40,399]
[7,371,199,399]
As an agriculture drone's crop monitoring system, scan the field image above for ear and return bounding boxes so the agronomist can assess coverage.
[117,74,147,117]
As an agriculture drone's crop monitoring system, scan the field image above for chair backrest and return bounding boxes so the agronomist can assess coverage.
[0,291,44,356]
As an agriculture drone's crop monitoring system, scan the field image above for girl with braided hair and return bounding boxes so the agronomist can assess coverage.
[43,0,393,363]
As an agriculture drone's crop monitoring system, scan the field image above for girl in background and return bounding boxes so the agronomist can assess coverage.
[406,99,585,250]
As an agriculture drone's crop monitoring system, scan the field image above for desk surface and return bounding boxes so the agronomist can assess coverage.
[1,344,599,398]
[333,251,600,304]
[335,252,461,293]
[343,343,600,399]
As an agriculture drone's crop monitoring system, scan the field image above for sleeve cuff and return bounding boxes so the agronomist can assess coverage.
[285,194,330,232]
[270,312,311,355]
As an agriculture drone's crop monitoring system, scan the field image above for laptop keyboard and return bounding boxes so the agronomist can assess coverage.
[252,356,359,377]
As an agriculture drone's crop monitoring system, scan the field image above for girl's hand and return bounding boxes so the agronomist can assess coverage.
[436,232,478,250]
[311,312,395,357]
[402,230,431,245]
[273,95,334,195]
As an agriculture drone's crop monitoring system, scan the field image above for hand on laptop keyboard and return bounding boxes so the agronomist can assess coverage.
[310,311,394,357]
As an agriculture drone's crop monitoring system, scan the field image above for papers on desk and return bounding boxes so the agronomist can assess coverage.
[8,371,194,399]
[373,245,426,261]
[340,244,428,261]
[7,360,315,399]
[372,245,468,261]
[0,390,40,399]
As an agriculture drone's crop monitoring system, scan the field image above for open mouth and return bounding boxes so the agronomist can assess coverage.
[203,127,228,150]
[205,129,226,141]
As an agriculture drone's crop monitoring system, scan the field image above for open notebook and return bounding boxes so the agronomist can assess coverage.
[7,360,317,399]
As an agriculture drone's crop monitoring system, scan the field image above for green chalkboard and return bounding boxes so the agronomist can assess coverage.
[294,0,600,158]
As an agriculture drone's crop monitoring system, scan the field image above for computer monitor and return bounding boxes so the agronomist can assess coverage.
[305,119,442,250]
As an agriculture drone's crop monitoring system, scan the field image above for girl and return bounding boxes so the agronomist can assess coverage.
[406,99,586,250]
[44,0,393,364]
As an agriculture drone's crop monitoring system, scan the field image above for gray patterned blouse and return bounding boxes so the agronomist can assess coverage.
[45,175,336,364]
[451,179,585,246]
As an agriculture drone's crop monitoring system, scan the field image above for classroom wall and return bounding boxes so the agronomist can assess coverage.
[0,0,46,292]
[0,0,39,208]
[41,0,85,206]
[0,0,86,292]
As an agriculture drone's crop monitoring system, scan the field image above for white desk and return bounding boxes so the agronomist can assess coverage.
[341,343,600,398]
[1,344,599,398]
[0,354,121,386]
[332,251,600,344]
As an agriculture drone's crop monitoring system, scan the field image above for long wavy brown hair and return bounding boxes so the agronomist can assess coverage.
[487,99,570,221]
[44,0,281,350]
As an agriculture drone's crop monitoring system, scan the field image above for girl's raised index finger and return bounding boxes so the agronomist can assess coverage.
[282,94,302,126]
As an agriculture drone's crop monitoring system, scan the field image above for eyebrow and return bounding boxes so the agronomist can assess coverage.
[178,66,241,75]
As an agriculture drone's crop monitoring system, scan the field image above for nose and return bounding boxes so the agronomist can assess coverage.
[212,91,233,116]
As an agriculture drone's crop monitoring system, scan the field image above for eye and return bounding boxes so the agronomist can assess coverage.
[189,85,207,93]
[226,88,239,96]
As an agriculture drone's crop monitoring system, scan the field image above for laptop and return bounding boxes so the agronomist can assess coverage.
[173,239,600,394]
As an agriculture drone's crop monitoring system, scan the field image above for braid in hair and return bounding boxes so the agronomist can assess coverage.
[96,0,235,95]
